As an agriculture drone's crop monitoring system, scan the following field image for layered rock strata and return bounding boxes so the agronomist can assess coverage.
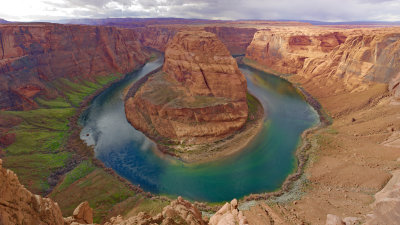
[0,159,95,225]
[0,23,149,110]
[246,27,347,74]
[204,26,257,55]
[125,31,248,147]
[134,25,257,55]
[246,27,400,99]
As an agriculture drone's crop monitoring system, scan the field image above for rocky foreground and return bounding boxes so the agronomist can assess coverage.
[0,158,248,225]
[125,30,258,162]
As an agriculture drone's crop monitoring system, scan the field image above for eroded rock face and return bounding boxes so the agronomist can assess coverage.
[204,26,257,55]
[365,170,400,225]
[0,23,149,110]
[105,196,206,225]
[209,199,248,225]
[0,159,97,225]
[135,25,257,55]
[246,27,400,99]
[0,159,64,225]
[300,31,400,94]
[246,27,347,74]
[125,31,248,145]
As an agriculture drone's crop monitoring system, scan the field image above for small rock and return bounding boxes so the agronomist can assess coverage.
[351,118,356,122]
[72,201,93,224]
[342,217,360,225]
[326,214,344,225]
[231,198,238,209]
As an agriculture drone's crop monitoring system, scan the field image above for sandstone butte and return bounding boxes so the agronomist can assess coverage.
[0,23,149,110]
[125,30,252,160]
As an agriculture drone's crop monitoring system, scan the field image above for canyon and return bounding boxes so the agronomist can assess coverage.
[1,18,400,225]
[124,30,260,162]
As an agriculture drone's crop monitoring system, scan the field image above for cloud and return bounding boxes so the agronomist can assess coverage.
[1,0,400,22]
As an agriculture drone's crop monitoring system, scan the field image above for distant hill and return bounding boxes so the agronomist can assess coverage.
[298,20,400,26]
[0,18,10,24]
[60,17,226,28]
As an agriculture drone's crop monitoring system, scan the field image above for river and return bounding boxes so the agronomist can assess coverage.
[80,56,319,202]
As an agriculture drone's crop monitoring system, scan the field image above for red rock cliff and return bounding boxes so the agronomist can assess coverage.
[246,27,347,74]
[125,31,248,145]
[245,27,400,99]
[136,25,257,55]
[299,30,400,95]
[205,26,257,55]
[0,23,149,110]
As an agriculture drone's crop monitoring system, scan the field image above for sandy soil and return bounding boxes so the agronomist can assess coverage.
[237,71,400,224]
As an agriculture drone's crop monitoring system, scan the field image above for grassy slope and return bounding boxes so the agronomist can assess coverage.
[1,74,122,194]
[0,73,169,222]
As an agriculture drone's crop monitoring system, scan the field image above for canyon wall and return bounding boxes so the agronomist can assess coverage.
[135,26,181,52]
[0,23,149,110]
[300,30,400,94]
[246,28,347,74]
[246,27,400,98]
[204,26,257,55]
[125,30,248,145]
[135,25,257,55]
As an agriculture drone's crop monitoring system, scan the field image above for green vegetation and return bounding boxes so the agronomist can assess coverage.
[247,92,263,121]
[1,107,76,193]
[1,73,145,221]
[50,168,138,223]
[4,152,72,192]
[56,160,96,192]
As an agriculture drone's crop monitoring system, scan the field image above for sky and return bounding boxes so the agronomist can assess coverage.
[1,0,400,22]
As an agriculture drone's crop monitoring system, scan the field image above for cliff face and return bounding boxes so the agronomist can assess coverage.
[135,26,181,52]
[0,23,149,110]
[300,31,400,94]
[204,26,257,55]
[246,27,400,99]
[0,159,64,224]
[125,31,248,145]
[136,25,257,55]
[246,28,347,74]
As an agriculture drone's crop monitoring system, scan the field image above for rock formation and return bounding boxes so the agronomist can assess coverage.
[0,23,149,110]
[246,27,347,74]
[246,27,400,100]
[134,25,257,56]
[299,30,400,94]
[209,199,248,225]
[0,158,65,225]
[204,26,257,55]
[125,31,248,146]
[0,158,97,225]
[105,196,206,225]
[64,201,94,224]
[365,170,400,225]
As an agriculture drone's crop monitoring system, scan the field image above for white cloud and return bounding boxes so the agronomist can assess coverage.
[0,0,399,22]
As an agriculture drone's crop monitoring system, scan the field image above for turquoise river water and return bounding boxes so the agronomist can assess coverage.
[80,56,319,202]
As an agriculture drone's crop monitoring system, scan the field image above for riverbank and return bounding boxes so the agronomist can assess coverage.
[227,60,327,203]
[161,92,265,164]
[239,57,400,224]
